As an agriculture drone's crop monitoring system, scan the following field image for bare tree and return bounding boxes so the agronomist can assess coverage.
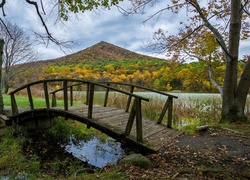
[0,21,38,94]
[0,39,3,112]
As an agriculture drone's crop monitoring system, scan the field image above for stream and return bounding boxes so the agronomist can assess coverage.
[64,136,126,168]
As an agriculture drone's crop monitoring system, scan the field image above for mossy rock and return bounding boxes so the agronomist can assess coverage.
[118,153,152,169]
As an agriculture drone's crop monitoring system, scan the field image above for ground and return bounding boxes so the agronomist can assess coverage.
[1,121,249,179]
[116,125,250,180]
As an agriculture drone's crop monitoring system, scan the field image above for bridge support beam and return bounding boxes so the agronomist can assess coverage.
[125,98,143,142]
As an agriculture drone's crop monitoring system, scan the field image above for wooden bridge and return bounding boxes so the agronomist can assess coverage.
[4,79,183,153]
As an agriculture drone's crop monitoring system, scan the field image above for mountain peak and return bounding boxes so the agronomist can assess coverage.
[46,41,164,65]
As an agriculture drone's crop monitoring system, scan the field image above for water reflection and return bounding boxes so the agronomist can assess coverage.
[65,136,125,168]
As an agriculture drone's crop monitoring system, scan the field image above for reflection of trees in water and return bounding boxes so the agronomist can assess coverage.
[65,136,125,168]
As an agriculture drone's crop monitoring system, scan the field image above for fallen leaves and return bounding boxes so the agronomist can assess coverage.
[114,129,250,180]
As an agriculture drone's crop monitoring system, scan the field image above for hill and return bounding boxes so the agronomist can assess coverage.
[10,41,226,93]
[37,41,165,66]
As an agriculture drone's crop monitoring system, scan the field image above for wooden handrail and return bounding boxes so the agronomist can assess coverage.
[99,82,178,128]
[98,82,178,98]
[9,79,150,142]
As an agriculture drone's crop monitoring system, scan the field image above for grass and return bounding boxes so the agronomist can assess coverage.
[1,93,249,179]
[0,118,109,179]
[3,94,63,109]
[0,127,42,179]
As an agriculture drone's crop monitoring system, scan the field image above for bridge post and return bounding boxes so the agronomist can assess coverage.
[86,83,90,105]
[126,86,134,112]
[135,98,143,142]
[104,83,110,107]
[69,86,73,106]
[27,85,34,110]
[10,94,18,115]
[157,97,173,128]
[125,102,136,136]
[63,80,68,111]
[88,83,94,119]
[43,81,50,109]
[167,97,173,128]
[51,92,57,107]
[125,97,143,142]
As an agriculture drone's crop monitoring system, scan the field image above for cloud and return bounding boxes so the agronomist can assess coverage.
[1,1,249,61]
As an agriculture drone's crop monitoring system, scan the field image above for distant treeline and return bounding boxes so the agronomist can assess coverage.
[12,58,245,93]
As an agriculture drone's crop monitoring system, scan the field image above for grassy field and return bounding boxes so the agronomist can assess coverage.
[2,94,83,109]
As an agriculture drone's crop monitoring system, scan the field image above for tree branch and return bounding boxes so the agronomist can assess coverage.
[169,24,203,49]
[0,18,13,39]
[208,63,223,96]
[241,0,250,16]
[187,0,230,58]
[25,0,61,45]
[0,0,6,16]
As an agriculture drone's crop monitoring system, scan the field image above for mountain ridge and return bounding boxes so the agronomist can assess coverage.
[33,41,166,66]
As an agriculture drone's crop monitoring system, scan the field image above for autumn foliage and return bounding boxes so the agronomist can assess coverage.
[12,42,244,93]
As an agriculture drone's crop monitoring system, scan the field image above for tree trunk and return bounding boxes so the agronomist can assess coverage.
[220,0,248,123]
[232,57,250,122]
[4,82,9,94]
[0,39,4,113]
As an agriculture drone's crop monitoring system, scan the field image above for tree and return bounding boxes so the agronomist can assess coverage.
[123,0,250,123]
[0,39,4,113]
[0,21,38,94]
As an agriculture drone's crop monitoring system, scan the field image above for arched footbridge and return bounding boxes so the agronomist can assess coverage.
[4,79,183,153]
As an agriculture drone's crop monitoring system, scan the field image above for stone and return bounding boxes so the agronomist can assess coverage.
[118,153,152,169]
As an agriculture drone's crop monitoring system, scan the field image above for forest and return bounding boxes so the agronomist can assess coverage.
[11,41,245,93]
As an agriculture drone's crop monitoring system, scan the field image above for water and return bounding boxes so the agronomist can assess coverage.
[64,136,125,168]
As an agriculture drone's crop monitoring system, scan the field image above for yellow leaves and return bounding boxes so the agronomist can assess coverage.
[79,75,84,79]
[55,85,61,90]
[104,64,115,72]
[112,77,120,82]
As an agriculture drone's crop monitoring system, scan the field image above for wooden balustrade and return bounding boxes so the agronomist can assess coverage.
[9,79,152,142]
[99,82,178,128]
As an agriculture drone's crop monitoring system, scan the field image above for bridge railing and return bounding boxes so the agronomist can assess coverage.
[99,82,178,128]
[8,79,150,142]
[51,81,178,128]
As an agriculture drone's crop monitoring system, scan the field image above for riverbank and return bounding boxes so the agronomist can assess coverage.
[82,123,250,180]
[0,118,249,179]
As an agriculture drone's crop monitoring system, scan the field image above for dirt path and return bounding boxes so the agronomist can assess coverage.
[176,134,250,158]
[120,126,250,179]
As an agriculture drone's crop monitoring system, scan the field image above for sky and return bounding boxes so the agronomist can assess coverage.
[2,1,249,61]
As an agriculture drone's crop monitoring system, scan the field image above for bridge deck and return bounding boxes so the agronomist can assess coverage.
[50,105,183,152]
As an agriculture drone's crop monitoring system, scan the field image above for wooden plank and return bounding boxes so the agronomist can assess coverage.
[129,119,166,139]
[85,108,120,117]
[93,109,126,119]
[96,114,130,131]
[96,112,129,123]
[147,129,183,146]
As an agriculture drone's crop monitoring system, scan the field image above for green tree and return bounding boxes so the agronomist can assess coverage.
[125,0,250,123]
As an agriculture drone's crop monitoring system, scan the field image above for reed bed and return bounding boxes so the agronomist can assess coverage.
[7,89,250,131]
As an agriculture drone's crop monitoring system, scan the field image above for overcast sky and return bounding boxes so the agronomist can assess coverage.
[2,1,249,61]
